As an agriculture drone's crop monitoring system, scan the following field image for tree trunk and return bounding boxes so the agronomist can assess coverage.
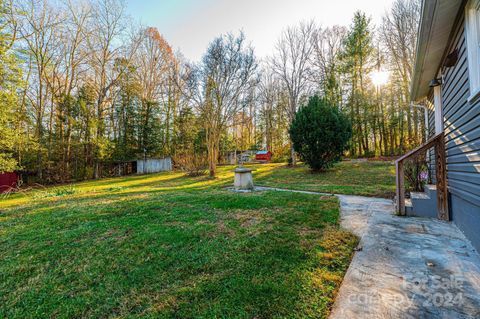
[290,144,296,166]
[206,128,219,177]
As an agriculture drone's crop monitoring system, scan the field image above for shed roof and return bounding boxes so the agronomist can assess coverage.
[410,0,464,101]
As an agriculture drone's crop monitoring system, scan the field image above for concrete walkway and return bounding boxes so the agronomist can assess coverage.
[254,187,480,318]
[330,195,480,319]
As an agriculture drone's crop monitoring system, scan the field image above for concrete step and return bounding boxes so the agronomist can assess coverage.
[407,188,438,218]
[405,198,414,215]
[424,184,437,198]
[410,191,430,200]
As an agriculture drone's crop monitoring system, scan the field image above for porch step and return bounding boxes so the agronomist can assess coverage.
[424,184,437,197]
[406,184,438,218]
[411,192,430,200]
[405,198,414,214]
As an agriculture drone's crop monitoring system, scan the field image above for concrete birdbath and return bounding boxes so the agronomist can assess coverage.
[234,167,254,191]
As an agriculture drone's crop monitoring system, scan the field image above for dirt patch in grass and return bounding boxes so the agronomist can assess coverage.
[229,208,276,236]
[99,228,133,241]
[298,227,323,238]
[214,219,236,237]
[231,208,273,225]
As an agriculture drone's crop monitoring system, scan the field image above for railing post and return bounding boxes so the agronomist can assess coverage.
[435,133,449,221]
[396,160,405,215]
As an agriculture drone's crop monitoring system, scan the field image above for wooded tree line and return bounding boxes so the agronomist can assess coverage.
[1,0,422,180]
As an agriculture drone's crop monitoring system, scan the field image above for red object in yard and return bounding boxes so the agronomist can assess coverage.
[255,150,272,162]
[0,172,18,193]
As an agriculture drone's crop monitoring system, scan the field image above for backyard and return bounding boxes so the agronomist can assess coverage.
[6,0,480,317]
[0,160,394,318]
[255,160,396,198]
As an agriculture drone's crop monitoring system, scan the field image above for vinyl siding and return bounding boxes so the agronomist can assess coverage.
[427,12,480,252]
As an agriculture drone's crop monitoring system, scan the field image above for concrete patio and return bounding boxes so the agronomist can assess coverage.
[330,195,480,319]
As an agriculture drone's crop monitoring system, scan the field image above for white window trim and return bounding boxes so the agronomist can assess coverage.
[434,85,444,134]
[465,0,480,103]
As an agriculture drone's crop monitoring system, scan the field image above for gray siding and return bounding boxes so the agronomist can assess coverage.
[427,12,480,252]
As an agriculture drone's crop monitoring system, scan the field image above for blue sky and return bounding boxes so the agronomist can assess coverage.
[126,0,395,62]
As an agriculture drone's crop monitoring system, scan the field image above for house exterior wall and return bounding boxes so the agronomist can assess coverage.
[427,11,480,252]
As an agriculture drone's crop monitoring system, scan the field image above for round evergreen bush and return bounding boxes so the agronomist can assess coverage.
[289,96,352,171]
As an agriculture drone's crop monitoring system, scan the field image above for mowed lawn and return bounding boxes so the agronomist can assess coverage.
[255,160,396,198]
[0,160,393,318]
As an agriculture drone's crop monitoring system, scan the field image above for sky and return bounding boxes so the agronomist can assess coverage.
[125,0,396,62]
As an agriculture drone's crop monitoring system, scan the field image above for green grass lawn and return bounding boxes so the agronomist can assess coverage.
[0,165,360,319]
[254,160,396,198]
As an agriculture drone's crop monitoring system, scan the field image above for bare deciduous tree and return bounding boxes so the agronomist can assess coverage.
[311,25,347,107]
[133,27,174,154]
[258,66,285,153]
[271,20,315,165]
[381,0,420,147]
[18,0,62,178]
[190,32,257,177]
[86,0,135,177]
[6,0,424,182]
